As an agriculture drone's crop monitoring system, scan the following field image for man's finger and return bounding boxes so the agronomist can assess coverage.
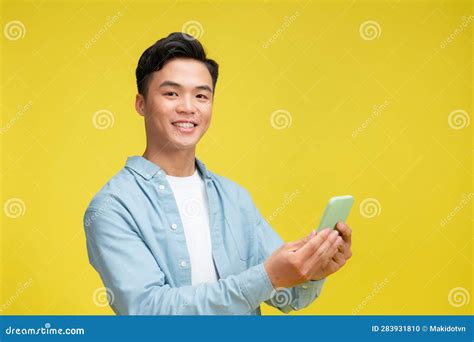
[320,236,343,267]
[306,236,341,279]
[332,251,346,266]
[321,235,342,262]
[305,231,340,267]
[335,221,352,243]
[324,259,340,274]
[288,230,316,251]
[295,228,332,258]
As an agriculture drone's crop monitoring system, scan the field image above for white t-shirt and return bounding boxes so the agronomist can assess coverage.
[166,169,219,286]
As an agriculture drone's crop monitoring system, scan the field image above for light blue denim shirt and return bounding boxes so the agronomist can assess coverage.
[83,156,325,315]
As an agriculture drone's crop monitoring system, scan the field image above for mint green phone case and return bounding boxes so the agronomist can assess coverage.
[316,195,354,232]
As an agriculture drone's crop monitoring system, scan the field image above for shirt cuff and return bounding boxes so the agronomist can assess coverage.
[296,277,327,309]
[239,263,275,310]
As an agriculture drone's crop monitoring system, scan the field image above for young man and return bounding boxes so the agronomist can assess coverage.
[83,32,352,315]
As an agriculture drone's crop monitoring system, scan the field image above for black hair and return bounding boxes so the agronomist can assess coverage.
[135,32,219,97]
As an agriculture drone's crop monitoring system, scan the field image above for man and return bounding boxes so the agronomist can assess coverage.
[83,32,352,315]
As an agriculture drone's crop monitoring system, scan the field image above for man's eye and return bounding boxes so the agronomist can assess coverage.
[164,92,178,97]
[197,94,208,99]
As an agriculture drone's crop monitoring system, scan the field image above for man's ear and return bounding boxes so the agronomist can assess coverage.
[135,93,146,116]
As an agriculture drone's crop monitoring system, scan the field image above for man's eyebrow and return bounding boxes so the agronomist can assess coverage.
[159,81,213,93]
[159,81,181,88]
[195,85,213,93]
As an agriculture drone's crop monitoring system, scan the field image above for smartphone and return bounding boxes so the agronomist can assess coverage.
[316,195,354,232]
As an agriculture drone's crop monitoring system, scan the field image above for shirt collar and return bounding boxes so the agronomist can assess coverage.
[125,156,212,181]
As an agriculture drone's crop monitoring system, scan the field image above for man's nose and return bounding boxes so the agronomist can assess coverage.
[177,95,196,114]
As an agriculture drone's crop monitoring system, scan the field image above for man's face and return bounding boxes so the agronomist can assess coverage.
[136,58,214,151]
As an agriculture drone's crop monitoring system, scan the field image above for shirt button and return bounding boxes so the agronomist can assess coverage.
[171,223,177,230]
[180,261,187,268]
[158,184,165,190]
[157,171,162,175]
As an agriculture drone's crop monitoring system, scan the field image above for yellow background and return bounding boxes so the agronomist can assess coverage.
[1,0,472,315]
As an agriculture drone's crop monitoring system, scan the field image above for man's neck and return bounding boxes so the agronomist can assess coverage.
[142,146,196,177]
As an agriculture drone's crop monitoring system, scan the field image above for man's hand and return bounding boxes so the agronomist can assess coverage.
[318,221,353,278]
[264,228,343,288]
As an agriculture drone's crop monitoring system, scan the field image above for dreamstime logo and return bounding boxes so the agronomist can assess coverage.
[0,100,33,135]
[440,15,474,49]
[3,198,26,218]
[84,190,121,228]
[359,198,381,218]
[359,20,381,41]
[270,287,292,307]
[92,109,115,130]
[268,189,300,222]
[85,10,124,49]
[447,109,470,130]
[181,20,204,40]
[4,20,26,41]
[270,109,292,130]
[92,287,115,307]
[0,277,33,313]
[352,278,390,315]
[440,192,473,228]
[181,198,202,219]
[262,11,300,48]
[448,287,470,308]
[352,99,389,138]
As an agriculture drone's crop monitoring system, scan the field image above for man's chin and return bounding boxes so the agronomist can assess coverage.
[171,139,198,151]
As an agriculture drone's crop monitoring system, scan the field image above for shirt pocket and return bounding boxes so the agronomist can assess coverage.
[224,215,253,261]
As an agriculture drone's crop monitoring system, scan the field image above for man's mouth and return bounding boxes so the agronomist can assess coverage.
[171,121,198,133]
[172,121,197,128]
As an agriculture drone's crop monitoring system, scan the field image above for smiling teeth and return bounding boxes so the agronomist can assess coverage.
[173,122,194,128]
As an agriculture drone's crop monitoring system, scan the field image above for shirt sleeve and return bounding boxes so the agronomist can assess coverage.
[84,204,275,315]
[245,189,327,313]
